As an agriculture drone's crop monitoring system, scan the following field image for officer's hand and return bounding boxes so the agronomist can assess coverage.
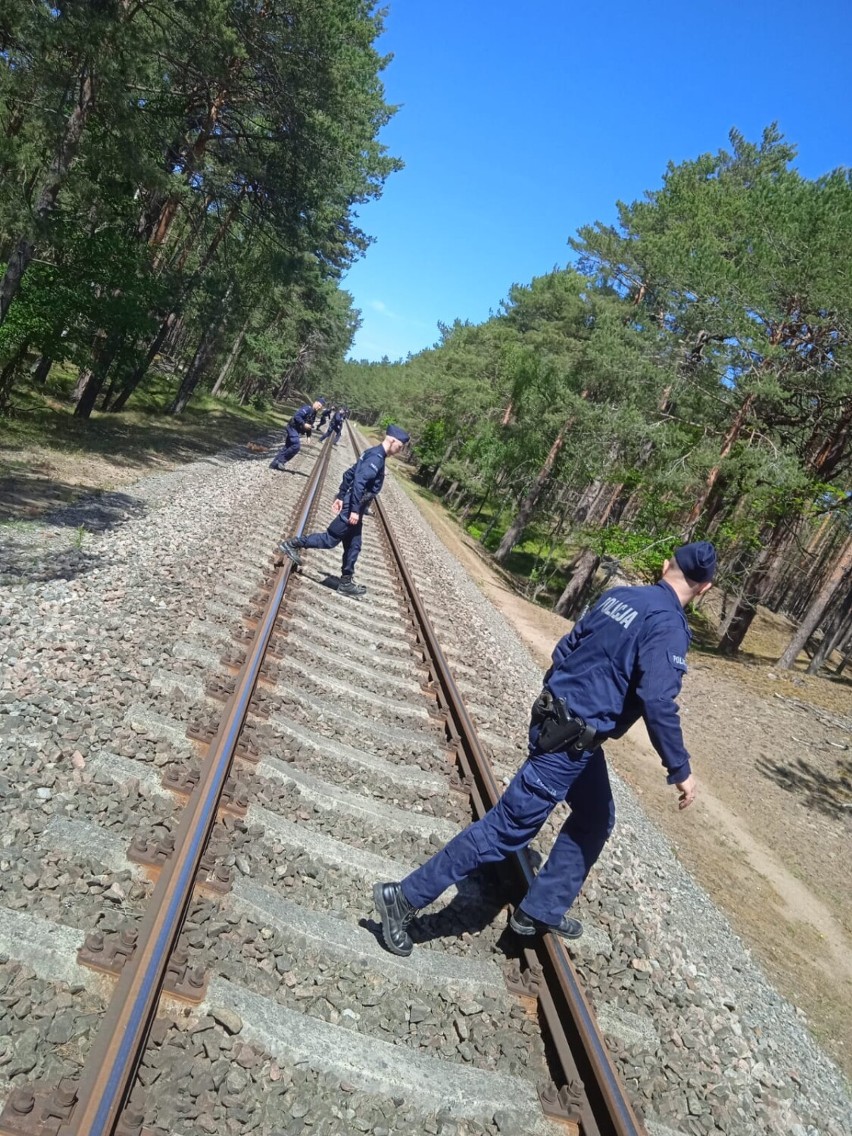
[675,774,697,810]
[348,512,360,525]
[332,499,343,515]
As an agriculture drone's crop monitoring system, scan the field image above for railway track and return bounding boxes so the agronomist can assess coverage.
[0,426,645,1136]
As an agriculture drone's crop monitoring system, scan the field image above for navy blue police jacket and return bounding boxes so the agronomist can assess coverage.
[290,404,316,434]
[336,444,385,515]
[544,580,693,784]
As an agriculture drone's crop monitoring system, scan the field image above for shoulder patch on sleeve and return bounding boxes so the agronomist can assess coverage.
[670,652,688,672]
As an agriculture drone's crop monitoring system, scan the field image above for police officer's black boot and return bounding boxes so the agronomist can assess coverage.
[338,573,366,597]
[509,906,583,941]
[373,882,418,957]
[275,537,304,567]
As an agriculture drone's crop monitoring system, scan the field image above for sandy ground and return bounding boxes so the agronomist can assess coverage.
[394,470,852,1083]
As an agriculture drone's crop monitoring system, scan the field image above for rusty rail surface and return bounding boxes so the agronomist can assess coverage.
[350,425,646,1136]
[50,438,335,1136]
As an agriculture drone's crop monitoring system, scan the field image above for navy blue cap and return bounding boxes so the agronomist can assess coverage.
[386,424,410,444]
[316,397,327,406]
[674,541,716,583]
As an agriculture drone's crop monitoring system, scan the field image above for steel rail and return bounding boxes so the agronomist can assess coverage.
[348,426,646,1136]
[57,438,335,1136]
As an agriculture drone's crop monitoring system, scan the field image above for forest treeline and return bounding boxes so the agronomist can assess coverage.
[0,0,397,415]
[334,129,852,671]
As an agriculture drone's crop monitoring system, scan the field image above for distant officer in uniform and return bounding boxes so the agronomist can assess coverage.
[320,406,345,445]
[373,541,716,956]
[269,398,326,470]
[275,425,410,597]
[318,404,333,430]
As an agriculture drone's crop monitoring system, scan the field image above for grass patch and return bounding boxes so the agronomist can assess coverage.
[3,368,286,466]
[0,369,290,522]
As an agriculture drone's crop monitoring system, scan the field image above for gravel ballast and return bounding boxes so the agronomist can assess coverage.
[0,433,849,1136]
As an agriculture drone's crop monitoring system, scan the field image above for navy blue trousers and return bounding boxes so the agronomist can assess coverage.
[301,513,363,576]
[401,741,615,925]
[271,427,301,466]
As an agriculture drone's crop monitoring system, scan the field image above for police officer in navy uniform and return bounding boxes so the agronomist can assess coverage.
[320,406,345,445]
[269,398,326,471]
[318,404,334,430]
[373,541,716,956]
[275,425,410,597]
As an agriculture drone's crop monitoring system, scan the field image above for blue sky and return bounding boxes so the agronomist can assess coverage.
[344,0,852,362]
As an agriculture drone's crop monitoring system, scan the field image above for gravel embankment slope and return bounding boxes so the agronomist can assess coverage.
[0,436,849,1136]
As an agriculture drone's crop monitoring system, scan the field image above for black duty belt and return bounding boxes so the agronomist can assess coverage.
[530,688,597,755]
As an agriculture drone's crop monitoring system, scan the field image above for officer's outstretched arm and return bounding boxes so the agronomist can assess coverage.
[635,620,693,792]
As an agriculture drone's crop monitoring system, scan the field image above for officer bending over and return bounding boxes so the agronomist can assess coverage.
[320,406,345,445]
[269,398,326,471]
[373,541,715,956]
[275,425,410,598]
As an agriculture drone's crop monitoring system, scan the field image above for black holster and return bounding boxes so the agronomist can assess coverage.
[530,688,596,754]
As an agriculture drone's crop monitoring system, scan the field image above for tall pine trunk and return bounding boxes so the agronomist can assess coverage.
[834,629,852,676]
[211,324,247,397]
[149,87,230,263]
[684,393,755,536]
[718,521,797,656]
[428,439,457,491]
[74,335,120,418]
[719,395,851,657]
[31,355,53,384]
[778,538,852,669]
[111,191,245,409]
[494,421,570,564]
[0,71,95,326]
[0,341,29,409]
[168,316,221,415]
[553,547,600,619]
[806,581,852,675]
[108,313,176,412]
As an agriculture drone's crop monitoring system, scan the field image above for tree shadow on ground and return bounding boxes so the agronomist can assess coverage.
[0,480,148,528]
[0,485,151,586]
[756,754,852,820]
[0,539,102,587]
[46,488,149,531]
[1,377,287,523]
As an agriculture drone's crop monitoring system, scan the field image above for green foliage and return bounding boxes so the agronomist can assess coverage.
[0,0,400,414]
[334,127,852,645]
[587,528,678,583]
[414,420,447,470]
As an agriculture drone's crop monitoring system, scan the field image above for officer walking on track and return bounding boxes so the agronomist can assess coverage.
[320,405,345,445]
[275,425,410,598]
[373,541,716,957]
[269,398,326,471]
